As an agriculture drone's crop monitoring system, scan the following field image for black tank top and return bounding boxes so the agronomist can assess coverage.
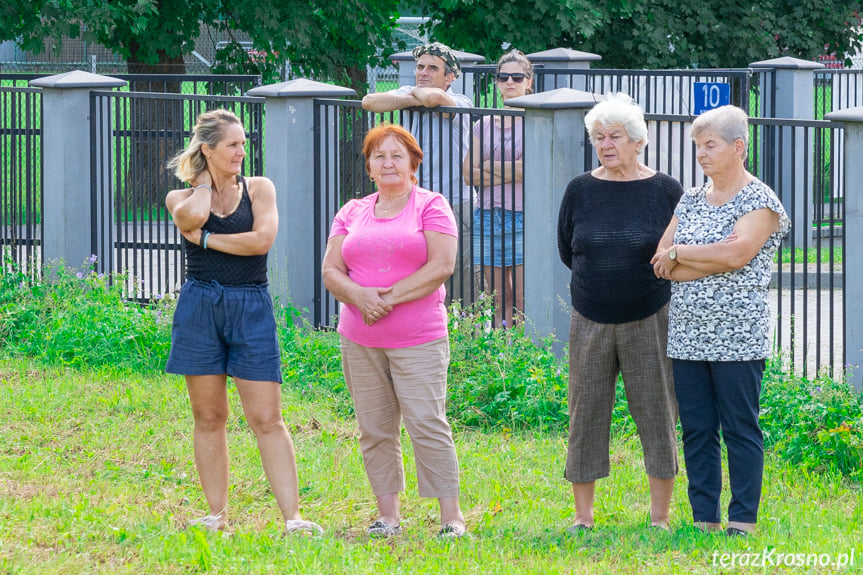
[185,175,269,285]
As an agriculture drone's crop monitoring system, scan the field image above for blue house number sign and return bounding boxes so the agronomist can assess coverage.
[693,82,731,115]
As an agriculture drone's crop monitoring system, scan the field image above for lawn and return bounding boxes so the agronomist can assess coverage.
[1,362,861,574]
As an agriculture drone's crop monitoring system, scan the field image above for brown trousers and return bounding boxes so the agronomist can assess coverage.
[565,305,678,483]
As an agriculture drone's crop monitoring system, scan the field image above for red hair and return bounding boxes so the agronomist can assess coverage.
[362,124,424,184]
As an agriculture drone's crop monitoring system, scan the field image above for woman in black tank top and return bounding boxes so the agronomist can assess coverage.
[165,109,321,535]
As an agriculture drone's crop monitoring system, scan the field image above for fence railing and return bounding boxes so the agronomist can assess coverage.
[312,99,527,328]
[815,69,863,119]
[0,86,42,273]
[1,73,261,96]
[461,65,753,114]
[751,117,845,378]
[89,90,264,301]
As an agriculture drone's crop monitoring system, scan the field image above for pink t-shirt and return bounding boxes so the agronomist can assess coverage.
[328,186,458,348]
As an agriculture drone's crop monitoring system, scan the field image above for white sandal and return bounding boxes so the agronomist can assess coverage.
[285,519,324,535]
[189,514,228,533]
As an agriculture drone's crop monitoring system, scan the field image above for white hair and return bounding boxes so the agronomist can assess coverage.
[584,93,649,148]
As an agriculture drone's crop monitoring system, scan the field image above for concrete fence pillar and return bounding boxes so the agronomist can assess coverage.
[526,48,601,93]
[824,106,863,391]
[390,49,484,99]
[750,57,824,247]
[29,71,127,271]
[247,79,356,323]
[505,88,600,352]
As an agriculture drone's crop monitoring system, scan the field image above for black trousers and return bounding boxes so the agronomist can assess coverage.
[672,358,766,524]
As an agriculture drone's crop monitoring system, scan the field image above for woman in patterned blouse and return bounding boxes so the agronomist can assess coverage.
[652,105,790,537]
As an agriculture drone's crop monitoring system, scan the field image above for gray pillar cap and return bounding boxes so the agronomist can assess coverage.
[29,70,126,88]
[247,78,356,98]
[526,48,602,62]
[825,106,863,122]
[506,88,600,110]
[749,56,825,69]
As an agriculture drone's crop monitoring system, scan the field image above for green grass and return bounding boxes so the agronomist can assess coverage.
[776,246,843,264]
[0,261,861,572]
[1,362,861,574]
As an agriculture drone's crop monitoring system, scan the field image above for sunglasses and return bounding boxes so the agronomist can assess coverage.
[496,73,526,83]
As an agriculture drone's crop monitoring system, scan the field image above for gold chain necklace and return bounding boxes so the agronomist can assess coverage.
[377,190,411,217]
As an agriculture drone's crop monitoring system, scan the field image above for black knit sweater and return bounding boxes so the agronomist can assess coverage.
[556,172,682,324]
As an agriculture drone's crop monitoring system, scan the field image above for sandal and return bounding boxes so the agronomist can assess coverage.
[565,523,593,535]
[366,520,401,538]
[285,519,324,536]
[189,514,228,533]
[438,523,467,539]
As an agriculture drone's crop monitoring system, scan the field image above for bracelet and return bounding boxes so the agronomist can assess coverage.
[194,184,212,193]
[201,231,211,249]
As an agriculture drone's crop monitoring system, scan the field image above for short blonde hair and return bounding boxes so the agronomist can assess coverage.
[167,109,242,183]
[584,93,649,148]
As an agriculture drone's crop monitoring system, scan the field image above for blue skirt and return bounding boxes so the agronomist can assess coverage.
[472,208,524,267]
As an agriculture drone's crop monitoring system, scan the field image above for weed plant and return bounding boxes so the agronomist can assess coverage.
[0,257,172,372]
[761,360,863,481]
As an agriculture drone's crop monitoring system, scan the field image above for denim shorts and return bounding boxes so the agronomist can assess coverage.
[472,208,524,267]
[166,279,283,382]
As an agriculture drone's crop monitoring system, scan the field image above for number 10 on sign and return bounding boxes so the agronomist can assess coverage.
[693,82,731,115]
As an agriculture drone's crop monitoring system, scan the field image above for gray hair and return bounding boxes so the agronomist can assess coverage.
[690,105,749,150]
[167,109,242,183]
[584,93,649,148]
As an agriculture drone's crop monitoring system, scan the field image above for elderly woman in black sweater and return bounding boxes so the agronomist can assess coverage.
[557,94,682,532]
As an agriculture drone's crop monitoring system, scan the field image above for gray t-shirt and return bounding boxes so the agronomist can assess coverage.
[391,86,473,206]
[668,179,790,361]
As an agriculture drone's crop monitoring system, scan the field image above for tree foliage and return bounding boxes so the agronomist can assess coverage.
[415,0,609,62]
[585,0,863,68]
[1,0,402,90]
[419,0,862,69]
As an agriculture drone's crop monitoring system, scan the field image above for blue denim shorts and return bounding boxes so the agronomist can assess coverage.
[166,279,282,382]
[472,208,524,267]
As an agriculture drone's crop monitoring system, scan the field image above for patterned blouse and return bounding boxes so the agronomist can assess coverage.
[668,179,791,361]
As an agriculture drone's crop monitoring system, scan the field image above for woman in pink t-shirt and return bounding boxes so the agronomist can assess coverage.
[322,124,467,539]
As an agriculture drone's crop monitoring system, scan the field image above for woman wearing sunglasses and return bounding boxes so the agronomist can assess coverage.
[462,49,533,327]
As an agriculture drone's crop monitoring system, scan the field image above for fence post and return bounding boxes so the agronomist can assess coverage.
[29,71,126,272]
[526,48,601,93]
[824,106,862,391]
[750,57,824,247]
[506,88,599,353]
[389,49,484,98]
[247,79,356,322]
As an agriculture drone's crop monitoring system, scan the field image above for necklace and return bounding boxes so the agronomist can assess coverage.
[377,190,411,217]
[211,182,242,218]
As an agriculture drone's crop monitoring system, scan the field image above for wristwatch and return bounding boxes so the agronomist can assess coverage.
[668,246,678,261]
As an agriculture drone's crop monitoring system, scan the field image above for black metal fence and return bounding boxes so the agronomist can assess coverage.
[1,73,261,96]
[815,69,863,119]
[312,99,526,328]
[0,86,42,273]
[462,65,753,114]
[751,117,845,379]
[89,90,264,300]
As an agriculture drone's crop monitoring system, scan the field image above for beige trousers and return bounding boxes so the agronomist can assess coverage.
[340,336,461,498]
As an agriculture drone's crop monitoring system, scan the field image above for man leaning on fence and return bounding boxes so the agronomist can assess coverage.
[362,42,476,304]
